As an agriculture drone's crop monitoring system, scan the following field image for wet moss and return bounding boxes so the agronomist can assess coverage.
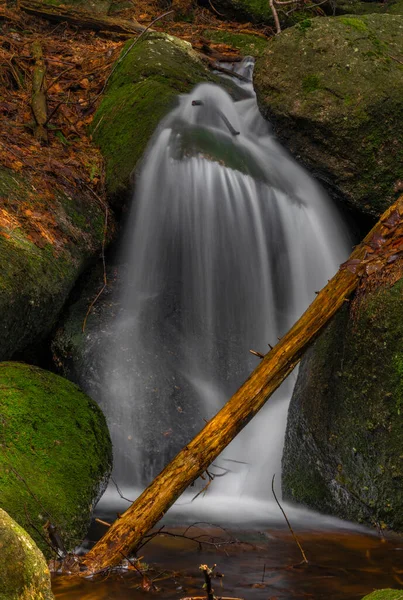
[254,14,403,216]
[92,33,225,203]
[283,270,403,530]
[0,509,54,600]
[202,30,268,56]
[0,362,112,557]
[362,592,403,600]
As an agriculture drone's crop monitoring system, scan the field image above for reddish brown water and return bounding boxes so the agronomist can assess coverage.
[52,526,403,600]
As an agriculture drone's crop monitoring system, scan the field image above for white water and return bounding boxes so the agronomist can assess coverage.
[97,58,351,516]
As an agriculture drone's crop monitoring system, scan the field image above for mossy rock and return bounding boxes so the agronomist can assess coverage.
[362,592,403,600]
[91,32,246,203]
[282,263,403,530]
[0,166,107,361]
[202,29,269,56]
[0,362,112,557]
[334,0,403,15]
[0,509,54,600]
[254,14,403,216]
[92,32,237,205]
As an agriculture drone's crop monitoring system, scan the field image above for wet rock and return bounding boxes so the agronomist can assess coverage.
[0,508,54,600]
[51,262,210,483]
[282,261,403,530]
[0,362,112,557]
[254,15,403,216]
[0,166,107,361]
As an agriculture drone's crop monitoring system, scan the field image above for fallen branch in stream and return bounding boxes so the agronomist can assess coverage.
[81,195,403,574]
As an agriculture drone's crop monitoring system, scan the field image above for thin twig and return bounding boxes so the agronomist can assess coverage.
[272,474,308,564]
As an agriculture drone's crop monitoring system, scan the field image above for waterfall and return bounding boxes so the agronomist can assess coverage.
[97,58,350,515]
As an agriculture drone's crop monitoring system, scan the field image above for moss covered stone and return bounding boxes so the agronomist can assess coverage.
[92,32,231,204]
[0,362,112,557]
[362,592,403,600]
[334,0,403,15]
[203,30,268,56]
[0,166,106,360]
[282,264,403,530]
[0,509,54,600]
[254,14,403,216]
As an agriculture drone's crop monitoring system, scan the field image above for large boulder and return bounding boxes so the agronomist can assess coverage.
[0,166,107,361]
[0,508,54,600]
[0,362,112,556]
[91,32,240,206]
[282,259,403,530]
[254,15,403,216]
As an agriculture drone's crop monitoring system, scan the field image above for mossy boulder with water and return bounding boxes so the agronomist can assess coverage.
[254,14,403,216]
[92,32,231,205]
[0,508,54,600]
[0,362,112,557]
[0,166,106,361]
[282,263,403,530]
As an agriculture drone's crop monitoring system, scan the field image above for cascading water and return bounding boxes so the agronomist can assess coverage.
[97,58,351,518]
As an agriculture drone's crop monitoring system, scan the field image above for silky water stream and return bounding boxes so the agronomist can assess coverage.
[53,59,403,599]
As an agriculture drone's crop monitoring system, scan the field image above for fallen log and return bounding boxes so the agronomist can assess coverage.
[20,0,145,35]
[82,196,403,574]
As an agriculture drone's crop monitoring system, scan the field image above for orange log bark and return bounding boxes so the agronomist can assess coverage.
[82,196,403,574]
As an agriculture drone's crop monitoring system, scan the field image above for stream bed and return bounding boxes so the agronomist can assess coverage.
[52,523,403,599]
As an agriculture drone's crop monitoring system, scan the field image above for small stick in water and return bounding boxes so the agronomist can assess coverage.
[271,474,308,564]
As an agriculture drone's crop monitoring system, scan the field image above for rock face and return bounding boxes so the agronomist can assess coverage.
[92,32,232,205]
[282,261,403,530]
[254,15,403,216]
[0,166,106,361]
[0,362,112,557]
[0,508,54,600]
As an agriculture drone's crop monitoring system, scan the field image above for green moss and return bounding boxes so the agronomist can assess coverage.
[339,16,369,30]
[0,509,54,600]
[297,18,312,30]
[362,592,403,600]
[254,14,403,216]
[92,33,224,202]
[0,362,112,557]
[202,30,268,57]
[302,74,320,92]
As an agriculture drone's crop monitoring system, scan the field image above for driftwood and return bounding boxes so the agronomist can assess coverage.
[82,196,403,574]
[31,41,47,142]
[20,0,145,35]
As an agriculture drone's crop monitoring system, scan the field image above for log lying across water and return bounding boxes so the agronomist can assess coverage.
[20,0,145,35]
[82,195,403,574]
